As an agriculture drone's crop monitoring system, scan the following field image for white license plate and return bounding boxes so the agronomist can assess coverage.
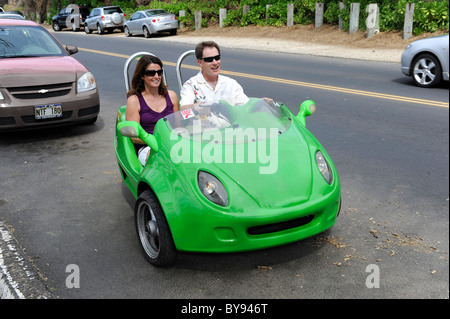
[35,104,62,119]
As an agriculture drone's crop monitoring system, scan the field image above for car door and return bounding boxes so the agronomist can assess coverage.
[86,9,98,29]
[128,12,144,35]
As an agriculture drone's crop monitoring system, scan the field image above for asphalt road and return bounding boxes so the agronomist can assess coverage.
[0,31,448,300]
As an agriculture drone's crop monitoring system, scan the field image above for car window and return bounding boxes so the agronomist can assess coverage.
[145,10,166,17]
[0,25,65,58]
[131,12,142,20]
[104,7,122,15]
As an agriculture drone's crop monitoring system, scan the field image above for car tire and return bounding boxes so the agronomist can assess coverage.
[72,22,79,32]
[143,26,151,38]
[85,24,92,34]
[124,26,132,37]
[135,190,177,267]
[52,22,61,31]
[411,53,442,88]
[97,24,104,35]
[170,29,177,36]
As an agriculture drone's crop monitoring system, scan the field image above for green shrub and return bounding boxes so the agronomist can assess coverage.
[47,0,449,35]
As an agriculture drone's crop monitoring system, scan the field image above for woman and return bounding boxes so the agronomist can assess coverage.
[126,55,179,165]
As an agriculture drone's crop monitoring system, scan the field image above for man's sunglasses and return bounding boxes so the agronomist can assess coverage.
[143,69,163,77]
[201,55,221,63]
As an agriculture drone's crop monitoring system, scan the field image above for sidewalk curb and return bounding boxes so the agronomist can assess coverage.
[0,220,55,299]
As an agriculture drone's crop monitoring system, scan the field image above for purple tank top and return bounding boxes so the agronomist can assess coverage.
[138,93,174,134]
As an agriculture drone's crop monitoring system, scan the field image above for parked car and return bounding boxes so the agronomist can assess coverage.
[84,6,125,35]
[124,9,178,38]
[52,4,90,32]
[114,52,341,266]
[0,19,99,131]
[0,13,25,19]
[401,34,449,88]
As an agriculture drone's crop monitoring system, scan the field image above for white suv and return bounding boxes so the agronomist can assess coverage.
[84,6,125,34]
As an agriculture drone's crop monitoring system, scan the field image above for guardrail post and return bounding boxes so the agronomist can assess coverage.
[243,5,250,15]
[315,3,324,28]
[349,3,360,34]
[366,3,379,38]
[266,4,272,21]
[403,3,414,40]
[219,8,227,28]
[179,10,185,29]
[339,2,345,30]
[287,3,294,27]
[195,10,202,30]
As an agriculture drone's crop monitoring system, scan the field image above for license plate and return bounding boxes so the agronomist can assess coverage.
[35,104,62,119]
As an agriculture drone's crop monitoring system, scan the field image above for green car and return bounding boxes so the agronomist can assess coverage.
[115,52,341,266]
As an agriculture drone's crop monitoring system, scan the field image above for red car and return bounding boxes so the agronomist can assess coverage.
[0,19,99,131]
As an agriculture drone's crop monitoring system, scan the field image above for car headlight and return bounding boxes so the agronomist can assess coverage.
[198,171,228,206]
[316,151,332,184]
[77,72,96,93]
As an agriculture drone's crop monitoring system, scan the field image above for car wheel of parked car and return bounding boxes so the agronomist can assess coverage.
[412,53,442,88]
[170,29,177,36]
[72,22,79,32]
[143,26,151,38]
[84,24,92,34]
[124,26,132,37]
[97,24,104,35]
[52,22,61,31]
[135,190,177,267]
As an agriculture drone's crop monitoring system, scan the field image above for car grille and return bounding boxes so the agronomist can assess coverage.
[21,111,73,123]
[78,105,99,117]
[247,215,315,236]
[0,117,16,126]
[8,82,72,99]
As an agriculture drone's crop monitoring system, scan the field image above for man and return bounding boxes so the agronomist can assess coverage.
[180,41,249,107]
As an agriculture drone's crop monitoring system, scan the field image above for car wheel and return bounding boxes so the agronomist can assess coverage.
[52,22,61,31]
[124,26,132,37]
[143,26,151,38]
[411,53,442,88]
[135,190,177,266]
[170,29,177,36]
[97,24,104,35]
[85,24,92,34]
[72,22,79,32]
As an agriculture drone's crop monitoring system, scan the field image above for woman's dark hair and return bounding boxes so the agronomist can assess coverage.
[127,55,167,98]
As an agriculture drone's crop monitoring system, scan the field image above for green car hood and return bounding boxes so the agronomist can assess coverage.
[211,125,313,209]
[161,121,316,210]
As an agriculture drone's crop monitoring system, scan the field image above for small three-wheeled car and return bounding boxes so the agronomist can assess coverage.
[115,51,341,266]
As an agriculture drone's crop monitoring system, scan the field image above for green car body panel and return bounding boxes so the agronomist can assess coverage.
[115,98,341,254]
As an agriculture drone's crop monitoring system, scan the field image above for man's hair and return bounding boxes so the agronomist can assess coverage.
[195,41,221,60]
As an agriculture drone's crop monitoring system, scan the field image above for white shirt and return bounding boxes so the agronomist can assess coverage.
[180,72,249,106]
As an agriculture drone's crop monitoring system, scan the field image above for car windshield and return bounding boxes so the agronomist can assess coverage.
[0,25,65,58]
[145,10,167,17]
[164,98,292,143]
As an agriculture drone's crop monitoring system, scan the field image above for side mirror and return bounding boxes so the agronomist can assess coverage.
[296,100,316,126]
[117,121,159,153]
[65,45,78,55]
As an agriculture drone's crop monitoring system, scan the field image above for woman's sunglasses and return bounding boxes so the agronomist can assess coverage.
[201,55,221,63]
[143,69,163,77]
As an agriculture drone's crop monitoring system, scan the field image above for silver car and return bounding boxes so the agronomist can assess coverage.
[401,34,449,88]
[124,9,178,38]
[84,6,125,35]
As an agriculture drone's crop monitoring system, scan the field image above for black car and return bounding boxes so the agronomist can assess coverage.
[52,5,90,31]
